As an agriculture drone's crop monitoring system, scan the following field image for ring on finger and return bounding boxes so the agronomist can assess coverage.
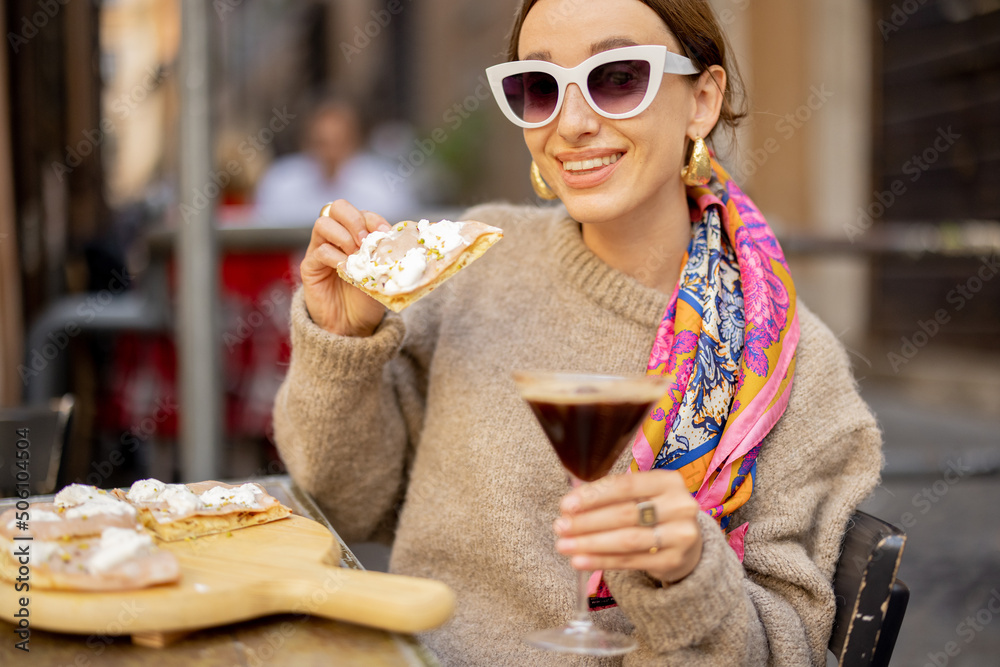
[648,525,663,555]
[637,500,658,527]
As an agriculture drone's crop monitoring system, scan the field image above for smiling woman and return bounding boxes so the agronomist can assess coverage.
[507,0,748,295]
[273,0,883,664]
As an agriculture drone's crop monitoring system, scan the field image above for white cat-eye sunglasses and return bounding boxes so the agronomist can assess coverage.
[486,44,699,128]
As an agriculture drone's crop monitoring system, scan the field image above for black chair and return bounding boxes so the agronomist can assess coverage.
[828,510,909,667]
[0,395,75,497]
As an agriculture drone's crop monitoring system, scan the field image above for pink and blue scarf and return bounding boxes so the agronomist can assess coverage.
[589,158,799,609]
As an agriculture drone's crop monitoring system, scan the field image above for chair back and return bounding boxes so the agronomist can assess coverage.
[829,510,908,667]
[0,395,74,497]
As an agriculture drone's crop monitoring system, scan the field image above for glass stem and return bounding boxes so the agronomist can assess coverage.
[571,569,594,631]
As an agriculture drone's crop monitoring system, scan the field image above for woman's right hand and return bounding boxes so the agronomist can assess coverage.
[300,199,392,337]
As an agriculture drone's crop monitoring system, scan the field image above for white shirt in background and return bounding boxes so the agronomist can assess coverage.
[253,152,417,226]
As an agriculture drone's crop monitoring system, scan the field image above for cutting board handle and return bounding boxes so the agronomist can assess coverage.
[264,566,456,634]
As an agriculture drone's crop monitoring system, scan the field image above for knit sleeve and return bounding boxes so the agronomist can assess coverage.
[272,287,440,542]
[607,304,883,666]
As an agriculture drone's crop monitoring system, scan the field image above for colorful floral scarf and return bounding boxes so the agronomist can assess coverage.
[589,158,799,610]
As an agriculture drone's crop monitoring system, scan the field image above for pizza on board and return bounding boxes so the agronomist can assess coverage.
[0,484,179,591]
[115,479,292,541]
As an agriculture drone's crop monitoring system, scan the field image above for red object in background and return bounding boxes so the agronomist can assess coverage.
[103,253,298,442]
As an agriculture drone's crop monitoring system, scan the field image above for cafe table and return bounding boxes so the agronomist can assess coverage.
[0,475,440,666]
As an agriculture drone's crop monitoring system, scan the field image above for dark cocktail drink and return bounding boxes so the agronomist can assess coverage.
[525,398,657,481]
[512,371,669,656]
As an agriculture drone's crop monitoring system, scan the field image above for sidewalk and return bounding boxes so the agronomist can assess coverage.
[857,380,1000,667]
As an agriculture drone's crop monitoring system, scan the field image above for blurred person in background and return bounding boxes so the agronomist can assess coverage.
[254,99,417,225]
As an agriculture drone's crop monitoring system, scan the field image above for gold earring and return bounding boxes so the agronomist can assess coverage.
[681,136,712,186]
[530,160,558,200]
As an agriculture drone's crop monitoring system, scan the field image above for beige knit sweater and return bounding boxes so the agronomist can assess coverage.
[273,202,883,666]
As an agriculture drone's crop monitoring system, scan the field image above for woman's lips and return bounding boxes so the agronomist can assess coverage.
[558,152,625,189]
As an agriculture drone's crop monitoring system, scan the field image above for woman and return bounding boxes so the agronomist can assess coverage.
[273,0,882,664]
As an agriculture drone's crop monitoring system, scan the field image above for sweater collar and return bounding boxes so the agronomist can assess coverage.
[547,211,670,329]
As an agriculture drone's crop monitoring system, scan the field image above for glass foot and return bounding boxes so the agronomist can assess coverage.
[525,624,638,656]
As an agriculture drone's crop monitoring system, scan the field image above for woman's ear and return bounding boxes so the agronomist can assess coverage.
[687,65,727,139]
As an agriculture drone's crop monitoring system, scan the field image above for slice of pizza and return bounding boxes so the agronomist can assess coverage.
[117,479,291,541]
[0,526,180,591]
[337,218,503,312]
[0,483,139,541]
[0,483,178,591]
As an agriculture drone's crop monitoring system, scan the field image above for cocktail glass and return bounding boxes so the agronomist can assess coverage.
[512,370,670,656]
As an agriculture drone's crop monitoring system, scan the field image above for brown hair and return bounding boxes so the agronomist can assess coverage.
[504,0,748,141]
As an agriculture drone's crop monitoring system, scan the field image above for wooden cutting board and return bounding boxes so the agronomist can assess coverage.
[0,514,455,644]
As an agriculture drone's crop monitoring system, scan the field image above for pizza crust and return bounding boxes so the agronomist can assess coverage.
[134,502,291,542]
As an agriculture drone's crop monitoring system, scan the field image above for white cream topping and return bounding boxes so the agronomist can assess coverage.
[344,219,476,293]
[382,247,428,295]
[33,541,62,563]
[126,478,167,503]
[64,498,136,519]
[343,230,391,283]
[55,484,135,519]
[561,152,622,172]
[6,509,63,530]
[158,484,203,514]
[86,527,152,574]
[55,484,115,507]
[8,540,62,563]
[417,219,467,255]
[199,483,264,509]
[125,478,268,513]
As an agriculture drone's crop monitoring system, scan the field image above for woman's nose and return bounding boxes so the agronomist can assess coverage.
[557,83,600,141]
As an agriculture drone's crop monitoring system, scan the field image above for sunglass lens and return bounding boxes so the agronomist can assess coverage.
[587,60,651,115]
[502,72,559,123]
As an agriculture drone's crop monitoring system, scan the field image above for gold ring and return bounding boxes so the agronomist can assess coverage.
[319,202,334,218]
[649,526,663,555]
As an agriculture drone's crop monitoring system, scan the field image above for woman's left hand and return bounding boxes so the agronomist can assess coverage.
[554,469,703,585]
